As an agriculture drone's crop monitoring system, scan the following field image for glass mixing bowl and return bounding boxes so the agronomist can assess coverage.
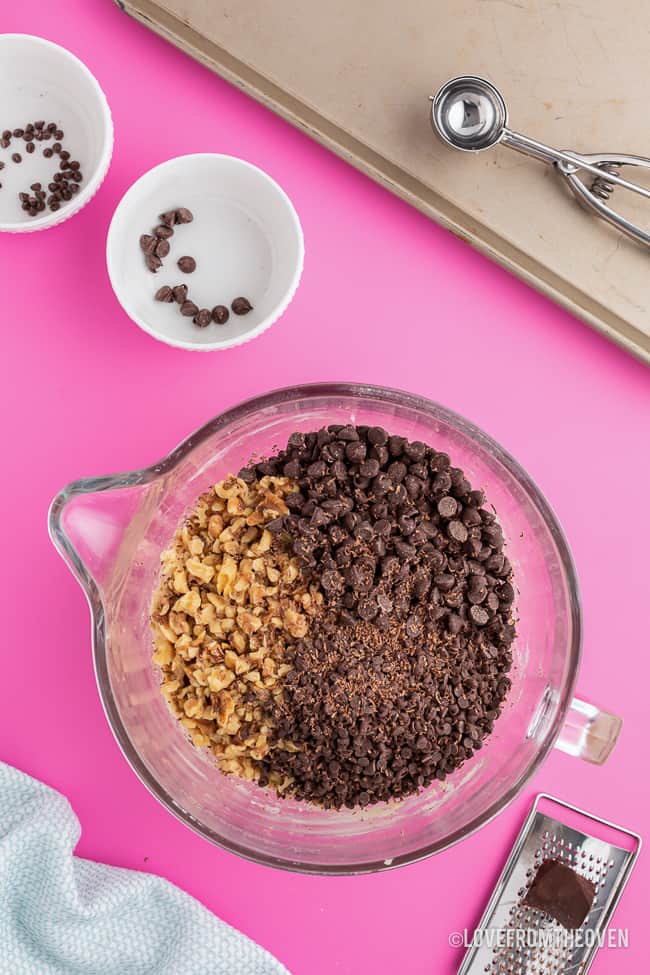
[49,384,621,874]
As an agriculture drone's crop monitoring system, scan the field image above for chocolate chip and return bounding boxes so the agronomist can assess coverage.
[469,605,489,626]
[346,441,367,463]
[11,153,21,163]
[43,148,53,158]
[437,496,457,518]
[368,426,388,446]
[194,308,212,327]
[177,256,196,273]
[154,224,174,239]
[146,254,162,273]
[26,143,35,154]
[154,238,170,258]
[172,284,188,304]
[140,234,157,255]
[360,458,380,478]
[155,285,174,302]
[180,300,199,317]
[231,296,253,315]
[448,520,469,543]
[387,461,407,483]
[212,305,229,325]
[175,207,193,223]
[231,423,515,810]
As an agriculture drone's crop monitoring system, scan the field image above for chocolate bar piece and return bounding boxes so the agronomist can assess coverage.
[524,859,596,929]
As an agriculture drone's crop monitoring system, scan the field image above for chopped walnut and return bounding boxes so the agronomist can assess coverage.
[151,474,322,790]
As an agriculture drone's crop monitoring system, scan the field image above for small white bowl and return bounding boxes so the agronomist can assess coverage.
[106,154,304,351]
[0,35,113,233]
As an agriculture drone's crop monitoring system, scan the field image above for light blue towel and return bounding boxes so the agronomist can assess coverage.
[0,762,290,975]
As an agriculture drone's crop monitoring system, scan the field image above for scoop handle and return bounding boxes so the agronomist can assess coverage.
[502,129,650,200]
[557,153,650,248]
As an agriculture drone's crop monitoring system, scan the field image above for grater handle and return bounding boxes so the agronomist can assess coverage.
[554,697,622,764]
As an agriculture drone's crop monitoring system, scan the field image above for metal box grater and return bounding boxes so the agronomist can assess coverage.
[458,793,641,975]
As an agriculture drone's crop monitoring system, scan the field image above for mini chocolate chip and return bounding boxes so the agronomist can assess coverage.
[154,238,170,258]
[43,147,53,158]
[175,207,193,223]
[140,234,157,255]
[470,605,489,626]
[388,435,407,456]
[154,224,174,239]
[211,305,229,325]
[52,142,61,153]
[155,285,174,302]
[231,296,253,315]
[11,153,21,163]
[172,284,188,304]
[180,300,199,317]
[437,496,458,518]
[367,426,388,446]
[177,256,196,273]
[26,143,35,154]
[387,461,407,483]
[448,520,469,543]
[346,441,367,463]
[160,209,178,226]
[146,254,162,272]
[434,573,456,592]
[360,458,380,478]
[194,308,212,327]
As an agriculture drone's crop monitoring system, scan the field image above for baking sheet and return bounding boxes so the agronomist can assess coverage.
[117,0,650,363]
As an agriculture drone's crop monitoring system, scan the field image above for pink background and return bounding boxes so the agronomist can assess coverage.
[2,3,649,972]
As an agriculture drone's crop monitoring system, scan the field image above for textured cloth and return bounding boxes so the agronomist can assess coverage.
[0,762,290,975]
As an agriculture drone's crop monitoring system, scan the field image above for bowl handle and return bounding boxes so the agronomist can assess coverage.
[554,697,622,765]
